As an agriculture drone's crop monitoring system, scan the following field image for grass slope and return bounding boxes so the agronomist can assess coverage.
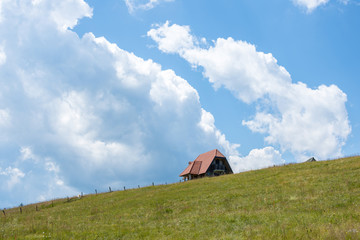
[1,156,360,239]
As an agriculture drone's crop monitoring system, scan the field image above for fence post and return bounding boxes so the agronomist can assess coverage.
[123,186,126,191]
[109,186,112,192]
[20,207,22,214]
[36,205,38,211]
[95,189,97,195]
[138,185,140,188]
[152,182,154,186]
[2,209,5,216]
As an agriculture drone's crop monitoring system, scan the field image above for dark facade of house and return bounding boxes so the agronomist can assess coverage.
[179,149,233,180]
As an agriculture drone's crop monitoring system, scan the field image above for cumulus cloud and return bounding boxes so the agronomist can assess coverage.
[49,0,93,31]
[242,83,350,159]
[1,0,92,32]
[148,22,351,160]
[0,167,25,189]
[0,0,241,207]
[198,109,240,157]
[148,24,291,103]
[148,21,198,54]
[20,147,37,162]
[293,0,329,12]
[124,0,174,13]
[230,147,285,173]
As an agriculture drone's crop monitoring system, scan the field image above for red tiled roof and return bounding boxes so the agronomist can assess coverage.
[179,149,226,176]
[190,161,202,174]
[179,161,194,176]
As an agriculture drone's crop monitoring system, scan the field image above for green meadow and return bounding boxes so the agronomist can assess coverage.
[1,156,359,239]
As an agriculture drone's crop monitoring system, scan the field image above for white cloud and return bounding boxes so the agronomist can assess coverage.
[229,147,285,173]
[243,83,351,159]
[0,167,25,189]
[148,22,351,160]
[148,23,291,103]
[1,0,92,32]
[20,146,37,161]
[198,109,240,157]
[198,108,216,134]
[147,21,197,55]
[293,0,329,12]
[50,0,93,31]
[0,0,242,207]
[150,69,199,108]
[124,0,174,13]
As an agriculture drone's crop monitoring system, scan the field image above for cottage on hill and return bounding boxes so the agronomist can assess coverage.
[179,149,233,180]
[306,157,316,162]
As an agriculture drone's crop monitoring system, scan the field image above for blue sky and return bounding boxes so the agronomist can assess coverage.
[0,0,359,208]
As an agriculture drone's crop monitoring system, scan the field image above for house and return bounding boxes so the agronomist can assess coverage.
[179,149,233,180]
[306,157,316,162]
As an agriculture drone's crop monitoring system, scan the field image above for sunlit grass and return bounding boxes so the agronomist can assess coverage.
[1,156,359,239]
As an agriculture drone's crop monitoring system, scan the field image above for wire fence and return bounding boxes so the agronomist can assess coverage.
[1,179,185,215]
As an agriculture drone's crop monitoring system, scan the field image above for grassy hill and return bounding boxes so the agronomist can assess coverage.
[1,156,360,239]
